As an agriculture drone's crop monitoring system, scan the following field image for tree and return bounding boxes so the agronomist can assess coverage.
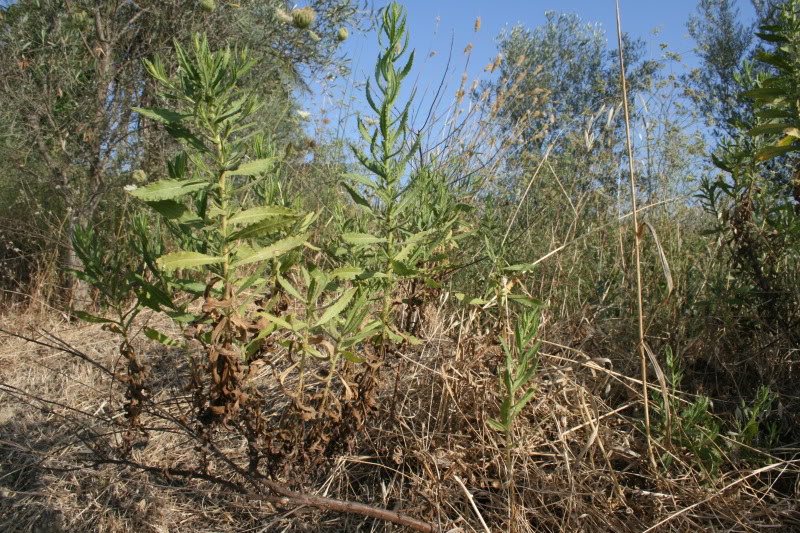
[483,11,660,225]
[684,0,781,138]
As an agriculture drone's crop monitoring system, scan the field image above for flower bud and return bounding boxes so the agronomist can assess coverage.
[199,0,216,13]
[307,30,321,42]
[336,27,349,42]
[291,7,316,29]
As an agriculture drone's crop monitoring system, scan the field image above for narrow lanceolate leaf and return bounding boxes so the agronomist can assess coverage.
[133,106,187,124]
[486,419,507,432]
[315,288,356,328]
[231,234,307,267]
[144,327,186,348]
[227,206,297,226]
[756,144,796,161]
[156,252,224,271]
[342,232,386,245]
[72,311,114,324]
[342,182,372,210]
[223,158,275,177]
[130,179,207,201]
[342,172,376,189]
[747,122,796,136]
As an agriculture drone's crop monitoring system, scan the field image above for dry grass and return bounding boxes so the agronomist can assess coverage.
[0,299,799,533]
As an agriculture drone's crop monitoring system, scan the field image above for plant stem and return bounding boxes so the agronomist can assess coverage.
[614,0,656,470]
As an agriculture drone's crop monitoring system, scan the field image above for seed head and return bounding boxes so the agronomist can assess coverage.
[292,7,316,29]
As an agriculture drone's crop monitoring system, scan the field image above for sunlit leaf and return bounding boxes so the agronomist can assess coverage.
[156,251,224,271]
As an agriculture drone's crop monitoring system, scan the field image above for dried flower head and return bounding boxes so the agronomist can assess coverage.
[292,7,316,29]
[275,7,293,24]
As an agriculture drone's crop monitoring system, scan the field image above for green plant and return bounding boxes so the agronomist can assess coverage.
[651,348,724,477]
[341,2,471,344]
[697,0,800,345]
[68,212,174,442]
[487,305,541,526]
[732,385,778,450]
[67,28,436,532]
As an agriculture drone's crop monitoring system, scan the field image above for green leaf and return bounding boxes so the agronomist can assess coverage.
[144,327,186,348]
[507,294,543,308]
[133,106,186,124]
[165,311,199,324]
[228,217,296,241]
[486,418,507,432]
[72,311,115,324]
[454,292,491,306]
[342,351,366,364]
[256,312,293,330]
[342,182,372,210]
[165,124,210,153]
[156,252,224,271]
[227,206,297,226]
[756,144,796,161]
[232,234,308,267]
[130,179,208,201]
[145,200,202,224]
[504,263,536,272]
[224,158,275,177]
[746,122,796,136]
[343,232,386,245]
[739,87,785,103]
[315,288,356,328]
[134,276,177,311]
[331,266,364,280]
[342,172,376,189]
[391,260,417,276]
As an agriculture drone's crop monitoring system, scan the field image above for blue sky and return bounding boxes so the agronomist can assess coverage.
[306,0,759,138]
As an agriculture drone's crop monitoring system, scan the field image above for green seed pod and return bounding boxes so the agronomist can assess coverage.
[307,29,321,42]
[199,0,216,13]
[336,27,349,42]
[291,7,316,29]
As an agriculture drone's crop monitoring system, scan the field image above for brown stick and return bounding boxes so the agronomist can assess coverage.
[96,457,435,532]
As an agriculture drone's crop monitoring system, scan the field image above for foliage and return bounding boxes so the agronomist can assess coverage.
[0,0,364,305]
[341,2,471,342]
[651,348,725,476]
[697,0,800,344]
[684,0,778,138]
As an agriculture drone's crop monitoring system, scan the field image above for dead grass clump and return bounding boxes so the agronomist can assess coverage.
[0,307,799,532]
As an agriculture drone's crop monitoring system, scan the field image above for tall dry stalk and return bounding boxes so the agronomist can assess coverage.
[614,0,656,469]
